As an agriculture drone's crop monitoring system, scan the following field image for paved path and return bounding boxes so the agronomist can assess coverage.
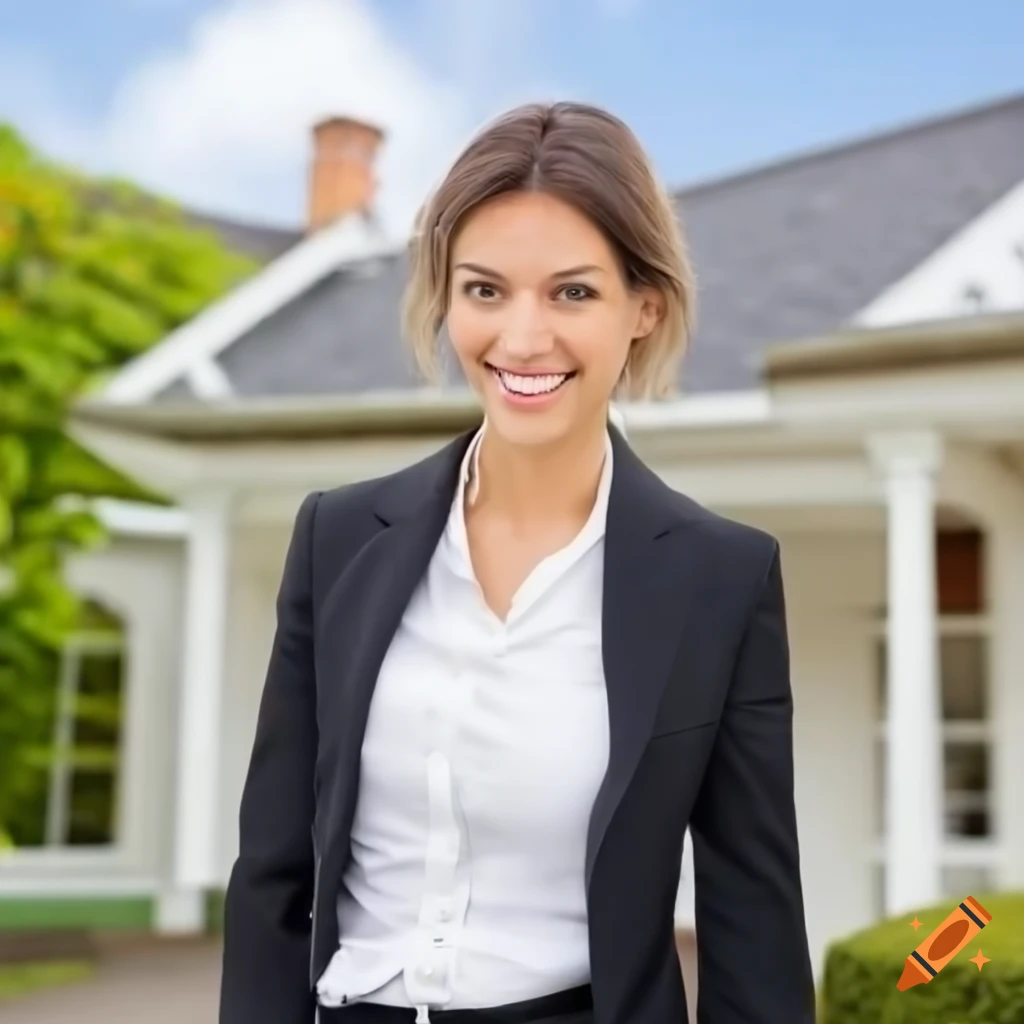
[0,938,222,1024]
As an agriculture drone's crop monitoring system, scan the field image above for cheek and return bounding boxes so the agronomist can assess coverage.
[446,301,491,362]
[566,309,634,379]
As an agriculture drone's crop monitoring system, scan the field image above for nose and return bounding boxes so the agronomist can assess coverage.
[499,295,555,360]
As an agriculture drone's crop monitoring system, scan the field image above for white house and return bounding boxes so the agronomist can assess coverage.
[4,95,1024,982]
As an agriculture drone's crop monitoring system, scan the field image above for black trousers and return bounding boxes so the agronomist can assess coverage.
[318,985,593,1024]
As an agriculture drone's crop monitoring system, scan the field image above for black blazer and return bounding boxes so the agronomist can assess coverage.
[220,426,816,1024]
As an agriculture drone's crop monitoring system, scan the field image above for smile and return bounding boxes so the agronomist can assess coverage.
[488,365,577,396]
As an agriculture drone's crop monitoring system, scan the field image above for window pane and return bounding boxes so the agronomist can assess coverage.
[67,649,124,846]
[944,742,990,838]
[875,633,987,723]
[67,771,118,846]
[875,741,991,838]
[941,635,987,720]
[945,742,989,791]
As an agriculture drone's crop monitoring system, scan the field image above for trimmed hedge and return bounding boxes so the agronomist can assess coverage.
[821,892,1024,1023]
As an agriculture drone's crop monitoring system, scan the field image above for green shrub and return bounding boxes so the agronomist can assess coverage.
[821,892,1024,1023]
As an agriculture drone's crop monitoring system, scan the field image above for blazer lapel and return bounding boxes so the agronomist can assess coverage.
[585,428,705,889]
[316,427,479,857]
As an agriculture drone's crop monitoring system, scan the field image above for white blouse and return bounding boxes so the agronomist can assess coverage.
[316,426,614,1015]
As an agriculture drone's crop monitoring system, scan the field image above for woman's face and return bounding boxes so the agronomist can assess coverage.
[447,190,661,448]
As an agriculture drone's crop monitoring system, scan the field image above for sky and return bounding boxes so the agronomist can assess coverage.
[1,0,1023,238]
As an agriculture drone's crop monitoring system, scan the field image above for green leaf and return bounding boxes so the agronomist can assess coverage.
[0,434,30,497]
[0,123,258,843]
[0,501,11,548]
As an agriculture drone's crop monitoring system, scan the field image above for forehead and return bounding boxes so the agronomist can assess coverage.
[451,190,616,270]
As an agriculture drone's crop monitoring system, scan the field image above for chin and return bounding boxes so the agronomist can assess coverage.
[483,405,577,448]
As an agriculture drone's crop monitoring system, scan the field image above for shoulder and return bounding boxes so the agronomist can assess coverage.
[299,429,472,542]
[682,495,779,572]
[312,475,384,526]
[612,427,778,589]
[662,487,782,610]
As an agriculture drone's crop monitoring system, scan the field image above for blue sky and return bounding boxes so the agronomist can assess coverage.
[1,0,1022,234]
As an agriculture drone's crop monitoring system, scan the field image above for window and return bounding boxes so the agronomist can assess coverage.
[873,529,991,843]
[46,600,126,847]
[7,599,127,849]
[874,624,992,840]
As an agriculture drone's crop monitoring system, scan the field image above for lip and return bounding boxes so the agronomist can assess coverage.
[485,363,576,376]
[486,362,576,409]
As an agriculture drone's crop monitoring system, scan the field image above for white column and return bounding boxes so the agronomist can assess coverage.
[985,504,1024,890]
[868,432,943,916]
[157,489,233,934]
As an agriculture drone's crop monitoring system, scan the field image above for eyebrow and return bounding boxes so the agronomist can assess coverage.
[453,262,606,281]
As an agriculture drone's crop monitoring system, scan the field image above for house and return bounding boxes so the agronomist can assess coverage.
[5,95,1024,984]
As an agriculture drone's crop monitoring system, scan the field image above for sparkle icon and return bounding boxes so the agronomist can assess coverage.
[897,896,993,991]
[909,917,923,932]
[968,950,991,972]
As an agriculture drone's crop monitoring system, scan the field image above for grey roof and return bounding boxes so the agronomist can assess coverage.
[678,93,1024,391]
[158,92,1024,401]
[217,254,467,396]
[183,209,301,263]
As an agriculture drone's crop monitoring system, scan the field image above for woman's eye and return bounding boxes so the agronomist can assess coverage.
[465,282,499,300]
[558,284,593,302]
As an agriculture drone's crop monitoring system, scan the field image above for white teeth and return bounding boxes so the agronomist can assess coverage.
[494,369,570,395]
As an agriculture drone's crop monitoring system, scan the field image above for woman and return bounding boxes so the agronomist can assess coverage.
[220,102,815,1024]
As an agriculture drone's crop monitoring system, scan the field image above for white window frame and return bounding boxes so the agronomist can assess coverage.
[870,613,996,897]
[45,627,127,849]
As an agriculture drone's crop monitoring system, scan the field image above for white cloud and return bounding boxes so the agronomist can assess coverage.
[100,0,472,237]
[3,0,578,239]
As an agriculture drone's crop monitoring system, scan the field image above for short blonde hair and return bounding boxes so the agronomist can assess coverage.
[402,101,696,400]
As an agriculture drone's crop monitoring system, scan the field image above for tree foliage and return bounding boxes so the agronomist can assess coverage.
[0,124,256,844]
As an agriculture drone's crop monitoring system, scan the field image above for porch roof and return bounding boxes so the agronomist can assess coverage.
[765,310,1024,382]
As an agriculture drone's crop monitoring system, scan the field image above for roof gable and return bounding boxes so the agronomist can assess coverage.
[675,93,1024,390]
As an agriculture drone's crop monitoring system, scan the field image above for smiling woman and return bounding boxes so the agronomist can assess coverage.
[403,102,694,411]
[221,101,815,1024]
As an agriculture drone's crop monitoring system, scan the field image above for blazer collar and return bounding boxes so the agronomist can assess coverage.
[371,420,699,540]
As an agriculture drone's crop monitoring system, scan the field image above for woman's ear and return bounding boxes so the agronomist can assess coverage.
[632,287,666,340]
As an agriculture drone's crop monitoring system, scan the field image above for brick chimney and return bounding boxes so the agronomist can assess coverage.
[307,116,384,231]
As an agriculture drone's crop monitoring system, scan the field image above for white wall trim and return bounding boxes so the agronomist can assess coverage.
[185,356,235,400]
[94,499,189,538]
[867,839,1000,867]
[619,389,772,429]
[99,216,401,404]
[856,176,1024,327]
[172,489,233,890]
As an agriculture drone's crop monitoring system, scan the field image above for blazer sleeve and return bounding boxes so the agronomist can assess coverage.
[220,491,321,1024]
[689,541,817,1024]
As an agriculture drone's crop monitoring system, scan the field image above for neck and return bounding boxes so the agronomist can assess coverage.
[474,414,609,525]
